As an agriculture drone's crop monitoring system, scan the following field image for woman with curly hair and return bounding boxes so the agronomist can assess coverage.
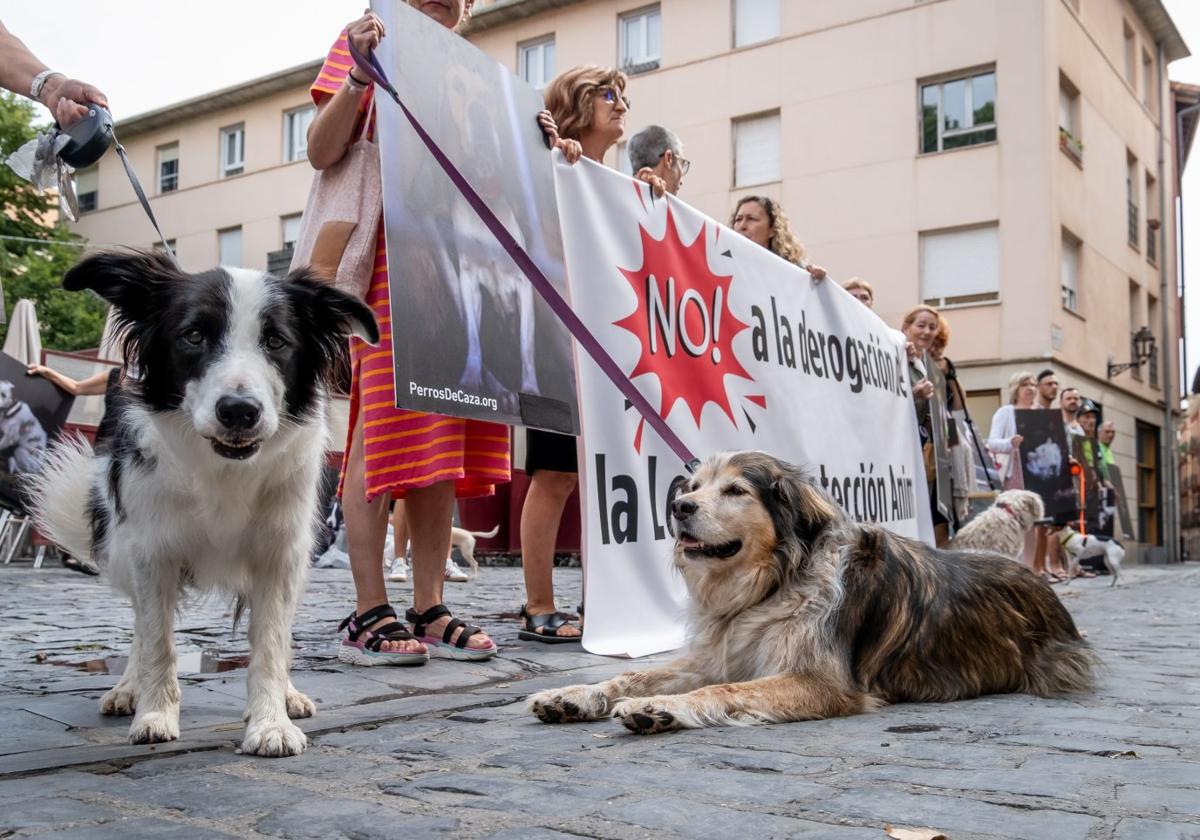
[730,196,826,279]
[514,64,628,643]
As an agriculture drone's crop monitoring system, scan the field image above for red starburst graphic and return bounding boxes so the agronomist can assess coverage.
[614,206,759,450]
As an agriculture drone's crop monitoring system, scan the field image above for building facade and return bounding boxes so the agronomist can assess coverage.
[68,0,1190,559]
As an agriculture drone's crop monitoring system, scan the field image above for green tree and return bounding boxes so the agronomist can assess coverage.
[0,92,105,352]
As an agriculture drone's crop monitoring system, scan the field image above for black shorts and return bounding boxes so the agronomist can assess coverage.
[525,428,578,474]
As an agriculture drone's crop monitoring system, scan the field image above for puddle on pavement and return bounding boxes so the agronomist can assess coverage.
[47,650,249,675]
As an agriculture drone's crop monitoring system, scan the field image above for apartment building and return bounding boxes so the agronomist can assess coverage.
[68,0,1190,558]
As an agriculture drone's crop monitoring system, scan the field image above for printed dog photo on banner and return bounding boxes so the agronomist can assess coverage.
[371,0,577,434]
[1014,408,1078,522]
[0,351,74,511]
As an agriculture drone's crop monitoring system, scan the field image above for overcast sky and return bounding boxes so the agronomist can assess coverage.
[6,1,1200,387]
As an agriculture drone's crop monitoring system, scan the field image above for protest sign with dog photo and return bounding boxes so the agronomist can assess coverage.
[0,352,74,510]
[372,0,577,434]
[1014,408,1077,522]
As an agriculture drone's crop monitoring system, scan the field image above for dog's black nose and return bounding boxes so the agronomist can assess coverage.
[672,498,697,520]
[216,396,261,431]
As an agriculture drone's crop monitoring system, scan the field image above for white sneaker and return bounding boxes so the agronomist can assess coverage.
[386,555,409,582]
[444,555,469,582]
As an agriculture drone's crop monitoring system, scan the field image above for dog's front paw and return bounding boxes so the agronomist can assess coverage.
[527,684,609,723]
[128,710,179,744]
[611,697,687,735]
[240,718,307,757]
[285,688,316,719]
[100,685,137,716]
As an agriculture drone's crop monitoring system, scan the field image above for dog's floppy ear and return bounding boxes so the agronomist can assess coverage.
[283,267,380,346]
[62,249,181,320]
[773,466,839,545]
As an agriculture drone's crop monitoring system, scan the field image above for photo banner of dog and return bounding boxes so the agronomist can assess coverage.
[555,159,934,657]
[0,351,74,512]
[373,0,578,434]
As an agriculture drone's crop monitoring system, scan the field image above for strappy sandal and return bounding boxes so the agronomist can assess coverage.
[338,604,429,667]
[518,605,582,644]
[405,604,498,661]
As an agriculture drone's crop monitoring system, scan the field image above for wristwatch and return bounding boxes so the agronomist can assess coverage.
[30,69,64,102]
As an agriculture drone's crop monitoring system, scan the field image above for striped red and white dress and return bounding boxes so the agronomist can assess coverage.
[313,31,511,502]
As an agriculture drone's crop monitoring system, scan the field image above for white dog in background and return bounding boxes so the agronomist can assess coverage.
[1059,527,1123,587]
[946,490,1044,562]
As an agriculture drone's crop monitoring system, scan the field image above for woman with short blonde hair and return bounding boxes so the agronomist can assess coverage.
[842,277,874,308]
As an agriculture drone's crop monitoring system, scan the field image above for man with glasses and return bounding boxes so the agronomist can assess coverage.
[628,124,689,196]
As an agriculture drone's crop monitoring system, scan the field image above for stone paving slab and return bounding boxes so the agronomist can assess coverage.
[0,562,1198,839]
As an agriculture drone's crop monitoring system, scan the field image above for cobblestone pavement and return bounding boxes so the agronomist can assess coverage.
[0,560,1197,839]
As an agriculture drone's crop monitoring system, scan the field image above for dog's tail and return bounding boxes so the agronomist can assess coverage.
[1023,637,1100,697]
[26,435,98,562]
[461,524,499,539]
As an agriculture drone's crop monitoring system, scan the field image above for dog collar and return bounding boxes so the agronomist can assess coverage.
[995,501,1019,520]
[2,403,20,419]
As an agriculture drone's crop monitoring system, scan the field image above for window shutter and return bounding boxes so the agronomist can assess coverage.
[734,112,780,186]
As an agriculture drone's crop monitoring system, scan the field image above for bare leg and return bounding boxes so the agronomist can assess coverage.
[392,499,409,560]
[519,470,580,638]
[410,480,493,650]
[612,672,871,734]
[343,413,423,654]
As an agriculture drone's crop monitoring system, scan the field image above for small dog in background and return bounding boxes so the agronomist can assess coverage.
[451,523,499,575]
[947,489,1044,561]
[1059,527,1123,586]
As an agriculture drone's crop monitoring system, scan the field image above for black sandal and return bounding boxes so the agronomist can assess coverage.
[405,604,498,661]
[61,555,100,576]
[518,605,582,644]
[338,604,429,667]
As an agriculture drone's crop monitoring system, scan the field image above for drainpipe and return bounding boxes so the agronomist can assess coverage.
[1158,41,1178,562]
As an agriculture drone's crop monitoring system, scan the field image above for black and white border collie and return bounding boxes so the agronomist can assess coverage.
[31,250,378,757]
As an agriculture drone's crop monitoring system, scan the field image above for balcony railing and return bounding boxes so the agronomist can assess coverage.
[1131,332,1143,381]
[1147,220,1158,265]
[1128,201,1140,249]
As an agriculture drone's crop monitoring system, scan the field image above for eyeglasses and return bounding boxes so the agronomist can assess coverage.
[598,87,631,109]
[661,150,690,175]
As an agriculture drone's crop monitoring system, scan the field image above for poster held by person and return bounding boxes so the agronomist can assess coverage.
[1013,408,1078,523]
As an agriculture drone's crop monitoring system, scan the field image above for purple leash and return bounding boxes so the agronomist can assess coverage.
[348,42,699,472]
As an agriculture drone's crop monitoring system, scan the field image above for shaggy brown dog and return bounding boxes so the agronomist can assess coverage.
[946,489,1044,561]
[528,452,1094,734]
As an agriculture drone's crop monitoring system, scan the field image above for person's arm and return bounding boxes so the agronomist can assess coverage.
[987,405,1016,453]
[0,21,108,127]
[307,14,382,171]
[27,365,108,396]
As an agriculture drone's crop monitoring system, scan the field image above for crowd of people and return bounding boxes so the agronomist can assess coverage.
[1,0,1118,669]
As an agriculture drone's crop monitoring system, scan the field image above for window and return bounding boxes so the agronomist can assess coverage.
[158,142,179,193]
[1058,72,1082,162]
[284,105,316,163]
[1060,230,1081,313]
[1147,295,1159,387]
[153,238,176,254]
[1123,21,1136,87]
[619,5,661,74]
[1129,280,1143,381]
[919,223,1000,307]
[282,214,302,250]
[733,111,780,186]
[734,0,780,47]
[1127,151,1139,249]
[218,226,243,266]
[1146,172,1158,264]
[920,69,996,154]
[75,167,98,212]
[220,124,245,177]
[1141,50,1155,110]
[518,36,555,88]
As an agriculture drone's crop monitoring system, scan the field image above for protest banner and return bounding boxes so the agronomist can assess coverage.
[0,352,74,512]
[555,159,933,657]
[1014,408,1077,521]
[372,1,578,434]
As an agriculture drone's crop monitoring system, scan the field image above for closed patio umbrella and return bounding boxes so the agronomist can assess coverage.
[2,299,42,365]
